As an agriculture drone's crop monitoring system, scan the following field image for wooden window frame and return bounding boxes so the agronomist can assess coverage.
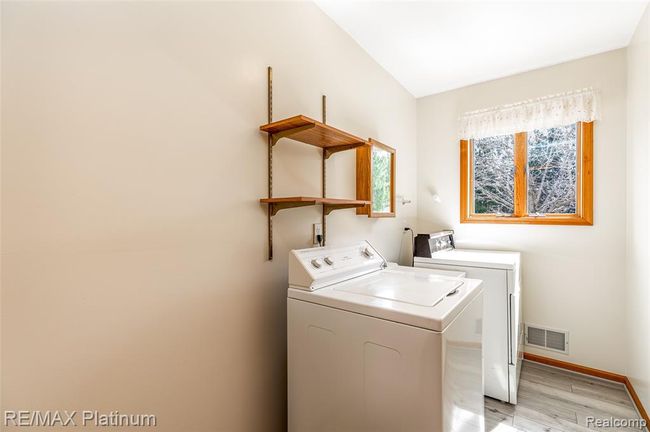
[356,139,396,218]
[460,121,593,225]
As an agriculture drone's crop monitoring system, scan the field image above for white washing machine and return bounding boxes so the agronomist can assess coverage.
[414,231,523,405]
[288,241,484,432]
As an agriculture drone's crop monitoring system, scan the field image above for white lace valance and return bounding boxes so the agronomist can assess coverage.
[459,88,601,140]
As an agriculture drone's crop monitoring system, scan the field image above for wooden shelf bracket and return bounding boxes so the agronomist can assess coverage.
[268,201,314,216]
[323,203,366,215]
[324,143,367,159]
[269,124,316,147]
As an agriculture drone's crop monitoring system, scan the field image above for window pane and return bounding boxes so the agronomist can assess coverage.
[473,134,515,214]
[527,124,577,214]
[372,147,392,213]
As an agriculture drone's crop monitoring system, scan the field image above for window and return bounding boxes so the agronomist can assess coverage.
[460,122,593,225]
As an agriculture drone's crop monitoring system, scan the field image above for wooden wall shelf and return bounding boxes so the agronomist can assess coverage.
[260,115,368,158]
[260,196,370,216]
[260,67,370,259]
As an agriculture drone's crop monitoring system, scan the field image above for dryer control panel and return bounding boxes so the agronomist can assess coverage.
[414,230,455,257]
[289,241,386,291]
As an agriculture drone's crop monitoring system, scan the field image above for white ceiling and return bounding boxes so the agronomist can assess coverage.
[315,1,648,98]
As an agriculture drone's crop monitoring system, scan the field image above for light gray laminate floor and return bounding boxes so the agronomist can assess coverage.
[485,360,646,432]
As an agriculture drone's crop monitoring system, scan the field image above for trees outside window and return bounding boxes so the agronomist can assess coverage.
[460,122,593,225]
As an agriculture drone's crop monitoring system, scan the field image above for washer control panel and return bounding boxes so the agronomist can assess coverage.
[289,241,385,291]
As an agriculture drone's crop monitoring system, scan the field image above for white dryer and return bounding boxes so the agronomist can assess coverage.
[288,241,484,432]
[414,231,523,404]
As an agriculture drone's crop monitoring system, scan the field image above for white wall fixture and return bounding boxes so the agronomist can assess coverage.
[397,195,411,205]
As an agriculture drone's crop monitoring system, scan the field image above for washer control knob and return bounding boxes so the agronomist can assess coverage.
[324,257,334,266]
[311,259,321,269]
[362,248,374,258]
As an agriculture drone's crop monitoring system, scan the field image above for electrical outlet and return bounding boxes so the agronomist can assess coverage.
[313,223,323,245]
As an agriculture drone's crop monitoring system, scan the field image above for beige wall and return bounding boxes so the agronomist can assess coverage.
[416,49,628,374]
[626,4,650,414]
[0,2,416,431]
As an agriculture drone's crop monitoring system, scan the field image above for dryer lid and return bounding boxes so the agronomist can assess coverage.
[415,249,520,270]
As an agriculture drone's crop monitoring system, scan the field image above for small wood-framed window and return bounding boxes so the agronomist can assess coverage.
[357,139,396,218]
[460,122,593,225]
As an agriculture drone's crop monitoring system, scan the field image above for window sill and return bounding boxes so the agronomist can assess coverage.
[461,215,593,226]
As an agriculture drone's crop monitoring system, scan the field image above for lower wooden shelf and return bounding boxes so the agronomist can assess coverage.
[260,196,370,216]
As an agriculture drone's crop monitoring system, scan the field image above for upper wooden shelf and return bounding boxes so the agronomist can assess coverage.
[260,115,368,157]
[260,196,370,216]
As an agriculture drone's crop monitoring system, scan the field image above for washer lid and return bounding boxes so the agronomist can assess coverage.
[415,249,520,270]
[334,270,462,307]
[288,266,483,331]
